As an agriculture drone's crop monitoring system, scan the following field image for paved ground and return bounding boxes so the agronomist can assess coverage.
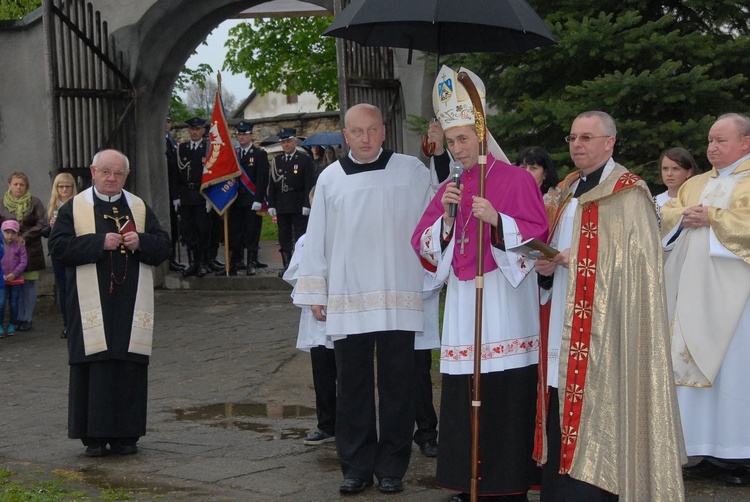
[1,244,749,501]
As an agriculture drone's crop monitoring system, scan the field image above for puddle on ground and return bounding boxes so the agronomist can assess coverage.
[73,466,198,497]
[173,402,314,440]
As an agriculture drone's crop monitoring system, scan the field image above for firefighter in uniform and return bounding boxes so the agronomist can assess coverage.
[268,128,315,277]
[220,121,269,275]
[177,117,212,278]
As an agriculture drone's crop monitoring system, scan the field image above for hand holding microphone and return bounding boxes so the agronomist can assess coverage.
[448,161,463,218]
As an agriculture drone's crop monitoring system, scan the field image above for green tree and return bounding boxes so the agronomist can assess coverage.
[450,0,750,185]
[0,0,40,19]
[169,63,213,123]
[223,16,338,110]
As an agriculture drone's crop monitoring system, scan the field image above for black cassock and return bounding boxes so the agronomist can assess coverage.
[49,192,170,442]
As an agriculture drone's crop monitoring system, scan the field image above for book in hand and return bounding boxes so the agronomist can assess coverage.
[507,238,559,260]
[119,218,137,235]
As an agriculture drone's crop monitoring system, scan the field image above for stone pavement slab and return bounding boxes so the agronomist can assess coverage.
[1,288,748,501]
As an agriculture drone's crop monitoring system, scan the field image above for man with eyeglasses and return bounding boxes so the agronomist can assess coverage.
[533,111,685,500]
[294,104,433,496]
[49,149,171,458]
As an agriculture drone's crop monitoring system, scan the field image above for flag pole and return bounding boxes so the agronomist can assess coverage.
[216,72,231,276]
[457,70,486,502]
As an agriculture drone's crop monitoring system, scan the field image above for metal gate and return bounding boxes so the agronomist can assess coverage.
[333,0,404,152]
[44,0,135,186]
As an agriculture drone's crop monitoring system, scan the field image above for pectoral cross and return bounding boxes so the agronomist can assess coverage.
[458,231,470,255]
[103,210,130,254]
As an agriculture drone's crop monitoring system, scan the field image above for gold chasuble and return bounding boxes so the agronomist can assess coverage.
[534,165,685,500]
[72,189,155,356]
[662,159,750,387]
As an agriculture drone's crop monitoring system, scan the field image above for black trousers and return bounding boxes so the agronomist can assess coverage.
[228,204,258,266]
[334,331,415,482]
[247,212,263,253]
[169,202,180,260]
[179,203,213,253]
[277,213,308,254]
[310,346,337,435]
[541,388,619,501]
[413,349,438,446]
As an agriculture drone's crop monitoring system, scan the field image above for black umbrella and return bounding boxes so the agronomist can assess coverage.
[323,0,556,61]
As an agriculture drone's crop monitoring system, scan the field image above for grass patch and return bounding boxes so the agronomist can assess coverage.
[0,469,88,501]
[260,212,278,241]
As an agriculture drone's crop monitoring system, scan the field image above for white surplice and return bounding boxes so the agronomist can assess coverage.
[419,213,539,375]
[294,153,433,338]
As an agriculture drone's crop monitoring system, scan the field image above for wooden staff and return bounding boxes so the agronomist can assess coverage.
[457,70,487,502]
[217,72,231,275]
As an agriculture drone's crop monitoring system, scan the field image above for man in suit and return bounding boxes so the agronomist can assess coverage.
[220,121,270,275]
[268,128,315,277]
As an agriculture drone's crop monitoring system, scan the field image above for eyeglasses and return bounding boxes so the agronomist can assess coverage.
[347,126,382,138]
[58,185,73,189]
[95,167,128,178]
[564,134,610,143]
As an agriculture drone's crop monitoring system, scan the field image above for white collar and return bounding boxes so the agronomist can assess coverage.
[716,152,750,178]
[93,186,122,203]
[348,148,384,164]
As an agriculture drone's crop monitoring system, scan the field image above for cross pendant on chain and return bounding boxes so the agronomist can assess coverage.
[103,213,129,253]
[458,230,470,255]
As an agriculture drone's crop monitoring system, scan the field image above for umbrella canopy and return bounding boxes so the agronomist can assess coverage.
[323,0,556,56]
[302,131,343,147]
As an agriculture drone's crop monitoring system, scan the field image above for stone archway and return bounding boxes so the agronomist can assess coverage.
[114,0,334,225]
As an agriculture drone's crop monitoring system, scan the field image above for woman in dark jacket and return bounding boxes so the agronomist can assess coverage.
[1,172,47,331]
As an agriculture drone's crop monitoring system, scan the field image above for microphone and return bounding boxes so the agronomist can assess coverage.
[448,161,463,218]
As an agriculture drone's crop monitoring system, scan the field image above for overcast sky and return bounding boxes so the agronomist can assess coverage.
[181,19,253,103]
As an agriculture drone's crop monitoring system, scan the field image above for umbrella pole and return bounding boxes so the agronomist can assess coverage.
[457,71,487,502]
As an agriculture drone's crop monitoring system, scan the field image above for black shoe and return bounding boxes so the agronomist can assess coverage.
[61,328,67,339]
[419,439,439,458]
[726,465,750,486]
[236,261,247,270]
[182,262,199,277]
[378,477,403,494]
[215,268,238,276]
[18,320,31,332]
[84,443,108,457]
[683,459,726,480]
[196,263,208,278]
[168,259,186,272]
[245,264,256,276]
[303,429,335,445]
[110,443,138,455]
[206,259,224,272]
[339,478,372,495]
[254,260,268,269]
[450,494,469,502]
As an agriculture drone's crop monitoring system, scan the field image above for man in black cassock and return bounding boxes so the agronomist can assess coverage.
[49,149,170,457]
